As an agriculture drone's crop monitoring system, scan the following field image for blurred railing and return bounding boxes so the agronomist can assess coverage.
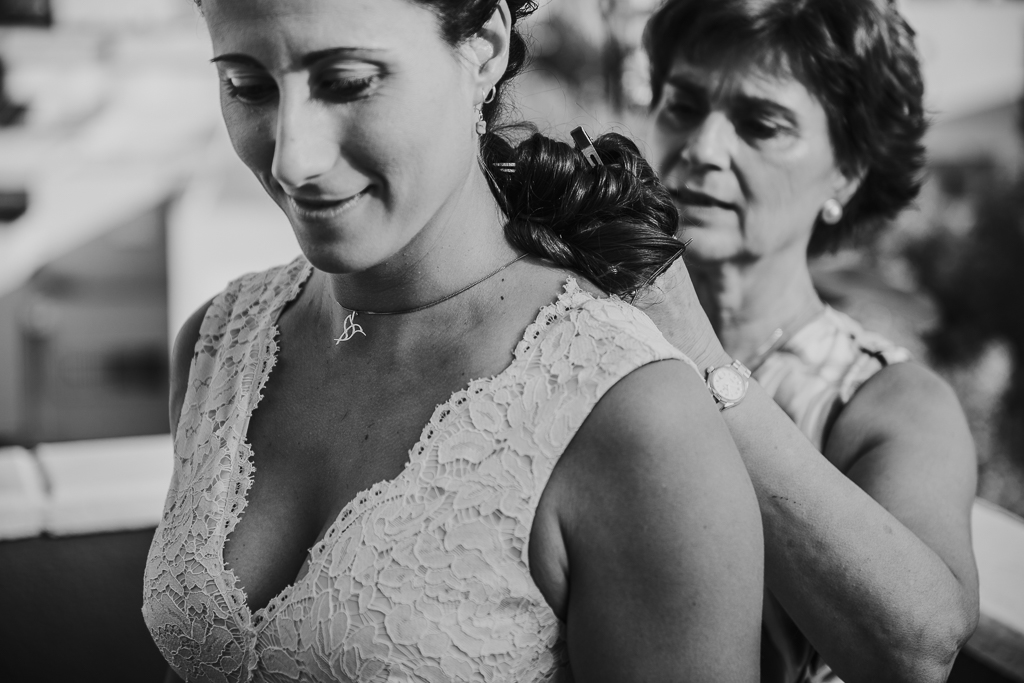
[959,500,1024,682]
[1,437,1023,681]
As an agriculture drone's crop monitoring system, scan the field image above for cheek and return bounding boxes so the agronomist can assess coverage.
[745,146,833,220]
[221,100,275,178]
[649,118,683,177]
[352,82,474,209]
[744,169,811,246]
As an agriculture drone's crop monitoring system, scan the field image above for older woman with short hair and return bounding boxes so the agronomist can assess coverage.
[641,1,980,681]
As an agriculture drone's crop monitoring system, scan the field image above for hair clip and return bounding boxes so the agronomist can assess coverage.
[571,126,603,168]
[494,162,516,174]
[628,244,688,305]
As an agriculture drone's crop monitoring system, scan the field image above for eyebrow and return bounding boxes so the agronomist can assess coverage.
[665,74,798,123]
[300,47,385,68]
[733,96,798,125]
[665,74,705,94]
[210,47,386,69]
[210,53,264,68]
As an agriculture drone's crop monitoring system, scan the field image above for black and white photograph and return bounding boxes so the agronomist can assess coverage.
[0,0,1022,681]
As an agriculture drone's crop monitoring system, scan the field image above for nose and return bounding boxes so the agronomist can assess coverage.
[271,93,341,191]
[679,112,735,174]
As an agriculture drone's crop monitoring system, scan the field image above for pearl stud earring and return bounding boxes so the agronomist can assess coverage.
[821,198,843,225]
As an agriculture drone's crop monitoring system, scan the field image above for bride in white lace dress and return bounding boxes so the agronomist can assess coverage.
[141,0,764,681]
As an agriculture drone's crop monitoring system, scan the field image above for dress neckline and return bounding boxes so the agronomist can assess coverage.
[219,257,596,632]
[747,305,829,373]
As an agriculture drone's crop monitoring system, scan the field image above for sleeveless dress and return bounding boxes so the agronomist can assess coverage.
[752,306,911,683]
[141,256,694,683]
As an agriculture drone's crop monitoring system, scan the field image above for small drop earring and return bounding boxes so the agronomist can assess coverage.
[475,85,496,136]
[821,198,843,225]
[475,105,487,135]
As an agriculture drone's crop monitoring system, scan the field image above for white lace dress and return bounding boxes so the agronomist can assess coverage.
[142,256,691,683]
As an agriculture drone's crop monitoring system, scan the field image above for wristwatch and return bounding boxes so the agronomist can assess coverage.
[704,359,751,410]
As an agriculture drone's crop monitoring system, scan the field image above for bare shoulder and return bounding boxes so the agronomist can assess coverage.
[169,299,215,436]
[845,360,964,424]
[828,360,974,474]
[534,359,763,681]
[564,359,752,494]
[564,359,763,557]
[829,361,977,581]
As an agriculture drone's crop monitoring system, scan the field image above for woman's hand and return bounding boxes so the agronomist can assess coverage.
[637,262,978,682]
[637,259,978,682]
[634,258,729,370]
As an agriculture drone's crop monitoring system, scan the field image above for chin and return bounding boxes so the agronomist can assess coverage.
[294,235,400,276]
[297,245,364,275]
[289,224,380,274]
[676,223,745,264]
[285,206,400,275]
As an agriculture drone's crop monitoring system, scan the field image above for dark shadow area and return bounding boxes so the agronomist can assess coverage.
[950,650,1021,683]
[0,529,167,682]
[0,0,51,27]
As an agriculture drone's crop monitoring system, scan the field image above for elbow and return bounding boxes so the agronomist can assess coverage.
[887,604,979,683]
[889,651,957,683]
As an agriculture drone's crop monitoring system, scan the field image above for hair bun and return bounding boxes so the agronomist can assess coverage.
[482,127,683,297]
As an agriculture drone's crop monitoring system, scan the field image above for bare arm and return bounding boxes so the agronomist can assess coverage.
[644,264,979,683]
[722,363,977,683]
[159,301,215,683]
[540,360,764,681]
[169,299,214,435]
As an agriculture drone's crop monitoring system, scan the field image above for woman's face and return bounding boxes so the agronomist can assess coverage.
[204,0,481,273]
[650,56,856,263]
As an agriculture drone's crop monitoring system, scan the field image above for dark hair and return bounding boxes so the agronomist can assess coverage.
[403,0,684,295]
[482,126,680,295]
[644,0,927,255]
[195,0,683,297]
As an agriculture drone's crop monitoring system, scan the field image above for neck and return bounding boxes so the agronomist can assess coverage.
[689,246,822,366]
[325,161,516,316]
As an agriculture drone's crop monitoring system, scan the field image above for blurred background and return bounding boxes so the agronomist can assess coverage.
[0,0,1022,680]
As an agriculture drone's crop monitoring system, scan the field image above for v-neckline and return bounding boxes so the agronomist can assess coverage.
[217,257,595,632]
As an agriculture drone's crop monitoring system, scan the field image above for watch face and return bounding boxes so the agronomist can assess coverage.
[710,367,746,402]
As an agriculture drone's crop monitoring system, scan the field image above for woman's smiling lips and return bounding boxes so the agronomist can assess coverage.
[285,188,370,221]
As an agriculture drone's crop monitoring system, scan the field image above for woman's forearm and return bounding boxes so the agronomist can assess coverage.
[638,265,975,680]
[719,380,975,682]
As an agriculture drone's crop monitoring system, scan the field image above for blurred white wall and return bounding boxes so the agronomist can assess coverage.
[167,127,299,338]
[902,0,1024,122]
[48,0,193,25]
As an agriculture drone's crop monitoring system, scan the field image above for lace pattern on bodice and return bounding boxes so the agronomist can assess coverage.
[142,257,689,683]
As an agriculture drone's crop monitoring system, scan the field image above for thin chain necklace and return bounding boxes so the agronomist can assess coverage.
[333,253,527,344]
[745,303,826,372]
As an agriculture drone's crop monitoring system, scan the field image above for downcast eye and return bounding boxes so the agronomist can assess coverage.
[317,74,378,102]
[223,76,276,104]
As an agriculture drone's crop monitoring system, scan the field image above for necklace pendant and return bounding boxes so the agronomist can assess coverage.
[330,253,527,345]
[334,310,366,344]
